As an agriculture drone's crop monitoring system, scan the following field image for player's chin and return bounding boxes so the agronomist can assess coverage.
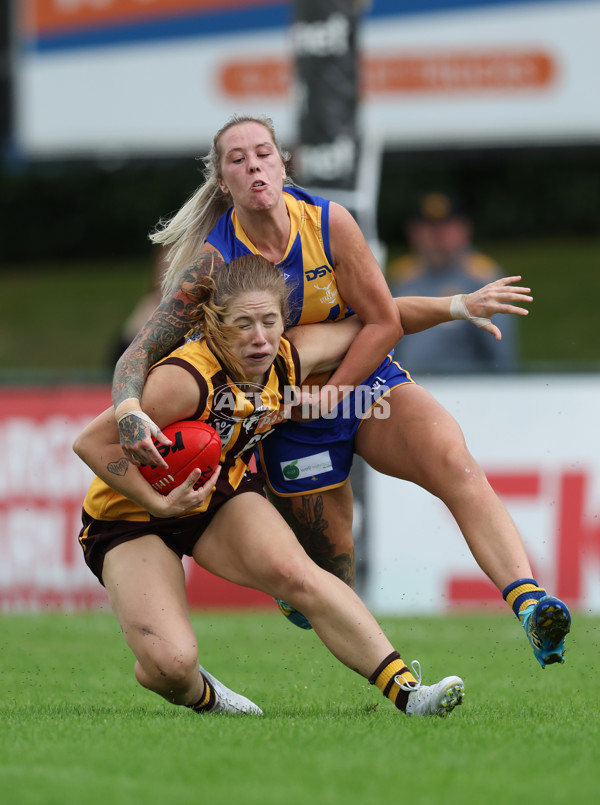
[244,354,275,375]
[249,190,277,210]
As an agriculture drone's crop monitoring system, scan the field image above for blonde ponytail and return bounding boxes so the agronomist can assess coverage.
[151,175,229,295]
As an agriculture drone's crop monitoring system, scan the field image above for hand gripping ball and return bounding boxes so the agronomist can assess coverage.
[139,420,222,495]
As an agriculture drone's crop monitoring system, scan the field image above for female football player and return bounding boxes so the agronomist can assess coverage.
[74,254,465,718]
[110,115,570,670]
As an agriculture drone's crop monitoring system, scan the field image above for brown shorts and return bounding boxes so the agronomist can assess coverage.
[78,473,266,585]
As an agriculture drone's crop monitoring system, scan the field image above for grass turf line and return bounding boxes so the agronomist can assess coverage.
[1,610,599,805]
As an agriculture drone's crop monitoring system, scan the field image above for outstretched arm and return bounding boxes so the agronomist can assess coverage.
[112,249,225,468]
[396,276,532,340]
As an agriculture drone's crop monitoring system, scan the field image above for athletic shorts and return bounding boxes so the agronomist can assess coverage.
[258,356,413,496]
[78,472,265,585]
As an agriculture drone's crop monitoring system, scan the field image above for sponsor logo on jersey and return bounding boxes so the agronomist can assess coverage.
[281,451,333,481]
[305,265,332,281]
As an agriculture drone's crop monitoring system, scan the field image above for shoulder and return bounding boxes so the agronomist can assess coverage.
[327,202,365,251]
[277,336,301,387]
[205,208,235,258]
[207,205,233,234]
[171,246,225,300]
[144,343,209,422]
[284,185,329,210]
[153,338,217,377]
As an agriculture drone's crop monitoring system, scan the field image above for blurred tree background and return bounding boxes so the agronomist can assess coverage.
[1,143,599,377]
[2,143,599,264]
[1,1,599,378]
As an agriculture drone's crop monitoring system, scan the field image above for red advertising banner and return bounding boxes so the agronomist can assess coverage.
[23,0,283,36]
[0,385,271,612]
[6,379,595,614]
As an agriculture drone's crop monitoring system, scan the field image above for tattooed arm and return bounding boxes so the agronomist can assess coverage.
[74,362,219,518]
[112,248,225,468]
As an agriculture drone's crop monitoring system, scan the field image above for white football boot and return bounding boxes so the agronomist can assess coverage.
[199,665,264,715]
[396,660,465,717]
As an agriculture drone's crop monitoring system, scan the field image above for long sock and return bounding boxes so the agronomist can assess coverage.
[502,578,547,618]
[369,651,417,712]
[186,673,216,714]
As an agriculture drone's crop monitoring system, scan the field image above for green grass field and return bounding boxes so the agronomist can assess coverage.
[2,240,598,802]
[1,610,598,805]
[1,235,600,377]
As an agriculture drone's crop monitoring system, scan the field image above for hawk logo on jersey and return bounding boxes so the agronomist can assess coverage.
[242,406,268,433]
[242,407,286,435]
[315,275,338,306]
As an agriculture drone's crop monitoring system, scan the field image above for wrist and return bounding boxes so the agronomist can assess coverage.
[450,294,491,329]
[450,294,470,321]
[114,397,142,422]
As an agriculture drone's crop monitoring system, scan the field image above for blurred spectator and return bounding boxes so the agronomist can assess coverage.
[109,248,168,367]
[387,191,518,374]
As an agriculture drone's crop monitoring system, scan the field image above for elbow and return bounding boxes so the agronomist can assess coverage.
[72,430,92,462]
[72,433,84,459]
[376,314,403,351]
[391,313,404,344]
[386,301,403,343]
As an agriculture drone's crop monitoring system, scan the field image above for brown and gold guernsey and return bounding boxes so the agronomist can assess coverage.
[81,336,301,523]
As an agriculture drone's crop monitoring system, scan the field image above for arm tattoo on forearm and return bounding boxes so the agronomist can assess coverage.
[112,251,225,407]
[107,458,129,476]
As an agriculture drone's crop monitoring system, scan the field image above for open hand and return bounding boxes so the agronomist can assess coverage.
[464,276,532,341]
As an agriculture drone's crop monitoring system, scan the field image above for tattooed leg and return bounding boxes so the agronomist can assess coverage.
[267,481,356,589]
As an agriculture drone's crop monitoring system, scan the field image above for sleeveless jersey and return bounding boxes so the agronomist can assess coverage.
[206,186,352,327]
[81,336,300,522]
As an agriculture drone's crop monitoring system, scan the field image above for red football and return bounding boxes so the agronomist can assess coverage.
[139,420,222,495]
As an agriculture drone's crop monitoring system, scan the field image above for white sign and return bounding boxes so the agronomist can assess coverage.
[364,374,600,614]
[14,0,600,156]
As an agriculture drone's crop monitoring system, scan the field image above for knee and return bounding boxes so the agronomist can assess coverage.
[136,635,199,692]
[437,441,489,496]
[266,556,321,604]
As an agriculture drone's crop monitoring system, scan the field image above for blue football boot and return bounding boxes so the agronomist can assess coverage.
[274,598,313,630]
[519,595,571,668]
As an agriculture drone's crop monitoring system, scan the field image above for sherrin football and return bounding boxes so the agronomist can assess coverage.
[139,420,222,495]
